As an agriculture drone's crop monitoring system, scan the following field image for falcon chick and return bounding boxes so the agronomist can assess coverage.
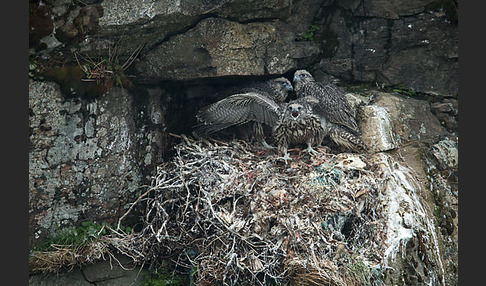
[193,77,293,148]
[273,96,325,163]
[293,69,367,152]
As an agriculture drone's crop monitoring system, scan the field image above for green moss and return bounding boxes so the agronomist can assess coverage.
[31,221,132,252]
[143,268,185,286]
[299,23,321,41]
[392,85,416,97]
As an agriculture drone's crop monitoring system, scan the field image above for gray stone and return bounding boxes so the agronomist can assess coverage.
[422,136,458,285]
[354,93,457,285]
[29,80,168,246]
[344,0,436,19]
[316,1,457,96]
[136,17,320,80]
[431,138,458,170]
[29,269,91,286]
[98,0,292,27]
[359,92,447,152]
[82,254,146,286]
[430,99,458,130]
[32,0,457,96]
[29,255,150,286]
[366,151,446,285]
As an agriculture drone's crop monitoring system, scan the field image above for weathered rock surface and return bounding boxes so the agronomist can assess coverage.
[314,0,458,96]
[366,151,446,285]
[356,91,457,285]
[82,254,147,286]
[29,80,169,246]
[136,17,320,80]
[29,0,458,284]
[358,92,447,152]
[30,0,457,95]
[29,254,149,286]
[29,269,92,286]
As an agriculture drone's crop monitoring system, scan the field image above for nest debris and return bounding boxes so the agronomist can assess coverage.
[30,134,389,285]
[122,135,387,285]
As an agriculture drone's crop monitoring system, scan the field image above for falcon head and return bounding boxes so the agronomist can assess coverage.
[269,77,293,103]
[293,69,314,83]
[272,77,293,91]
[293,70,314,93]
[287,103,304,119]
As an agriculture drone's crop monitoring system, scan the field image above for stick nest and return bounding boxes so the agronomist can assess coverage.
[31,135,389,285]
[127,135,387,285]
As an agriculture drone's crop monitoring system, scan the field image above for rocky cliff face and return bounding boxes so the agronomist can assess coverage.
[29,80,169,245]
[29,0,458,284]
[30,0,457,94]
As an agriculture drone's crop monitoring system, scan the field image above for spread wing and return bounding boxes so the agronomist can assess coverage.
[194,92,281,136]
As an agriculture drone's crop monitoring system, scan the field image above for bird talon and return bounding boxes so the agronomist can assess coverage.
[277,153,293,164]
[262,141,277,150]
[303,146,319,155]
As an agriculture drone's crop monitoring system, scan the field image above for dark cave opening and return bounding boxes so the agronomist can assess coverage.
[130,72,299,160]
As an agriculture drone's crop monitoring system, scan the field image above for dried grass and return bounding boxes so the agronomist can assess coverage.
[29,227,138,274]
[29,240,109,274]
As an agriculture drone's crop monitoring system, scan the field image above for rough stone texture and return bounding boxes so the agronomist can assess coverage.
[339,90,457,284]
[422,136,458,285]
[359,92,447,152]
[29,0,458,284]
[431,99,458,131]
[366,151,445,285]
[29,254,149,286]
[375,136,458,285]
[98,0,292,27]
[29,80,169,246]
[316,0,458,96]
[29,269,92,286]
[339,0,436,19]
[30,0,457,95]
[82,254,148,286]
[136,17,320,80]
[346,90,457,285]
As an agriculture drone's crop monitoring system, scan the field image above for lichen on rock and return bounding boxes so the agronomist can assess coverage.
[29,80,168,247]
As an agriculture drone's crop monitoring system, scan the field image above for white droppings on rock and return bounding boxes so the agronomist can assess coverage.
[361,105,399,152]
[374,153,446,285]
